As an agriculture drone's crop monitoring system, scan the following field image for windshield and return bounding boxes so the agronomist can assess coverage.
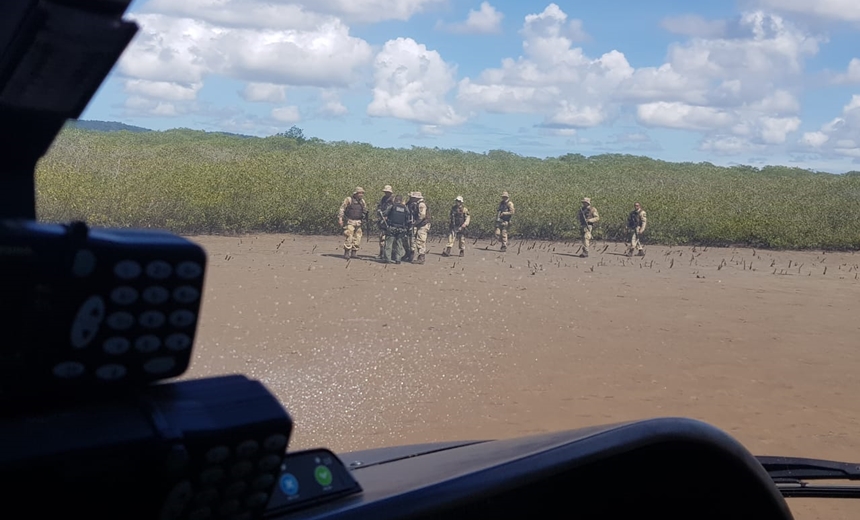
[33,1,860,519]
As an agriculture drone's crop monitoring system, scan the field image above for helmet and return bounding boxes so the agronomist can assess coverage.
[354,186,365,194]
[383,185,393,193]
[413,191,424,199]
[501,191,509,198]
[581,197,591,204]
[455,196,464,202]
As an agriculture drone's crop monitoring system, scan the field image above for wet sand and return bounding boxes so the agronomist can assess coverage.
[181,233,860,519]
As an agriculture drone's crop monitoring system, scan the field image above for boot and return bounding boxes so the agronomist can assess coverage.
[402,251,413,263]
[580,251,589,258]
[500,245,507,252]
[413,254,425,264]
[637,249,645,257]
[343,248,350,259]
[459,249,465,257]
[350,249,357,258]
[378,244,385,259]
[442,247,451,257]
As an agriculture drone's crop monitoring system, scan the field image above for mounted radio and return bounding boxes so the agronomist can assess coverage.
[0,219,206,402]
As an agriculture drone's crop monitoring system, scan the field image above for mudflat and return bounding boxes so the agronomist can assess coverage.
[183,233,860,519]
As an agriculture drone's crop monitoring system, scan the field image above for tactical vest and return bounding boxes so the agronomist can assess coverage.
[452,204,467,227]
[628,210,642,228]
[497,201,511,222]
[388,204,409,228]
[377,195,394,212]
[579,207,592,226]
[345,198,365,220]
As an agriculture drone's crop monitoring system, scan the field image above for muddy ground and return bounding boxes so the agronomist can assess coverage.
[181,233,860,519]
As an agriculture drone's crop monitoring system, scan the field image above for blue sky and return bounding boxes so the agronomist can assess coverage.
[82,0,860,172]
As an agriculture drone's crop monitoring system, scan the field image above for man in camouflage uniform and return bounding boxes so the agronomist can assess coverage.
[495,191,514,252]
[408,191,431,264]
[381,194,412,264]
[443,196,470,257]
[376,185,395,259]
[337,186,368,259]
[626,202,647,257]
[577,197,599,258]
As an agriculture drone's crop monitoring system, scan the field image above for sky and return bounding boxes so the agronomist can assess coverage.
[81,0,860,173]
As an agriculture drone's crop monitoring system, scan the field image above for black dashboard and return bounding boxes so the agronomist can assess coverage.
[264,417,795,520]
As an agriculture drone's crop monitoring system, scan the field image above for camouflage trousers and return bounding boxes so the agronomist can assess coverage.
[343,220,363,251]
[446,227,467,251]
[494,221,509,247]
[627,229,643,253]
[581,224,593,253]
[414,224,430,255]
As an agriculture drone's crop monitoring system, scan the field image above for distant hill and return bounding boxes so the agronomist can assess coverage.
[66,120,152,133]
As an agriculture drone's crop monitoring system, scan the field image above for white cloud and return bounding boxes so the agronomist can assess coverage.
[124,96,188,117]
[457,6,815,148]
[272,106,302,123]
[142,0,337,31]
[833,58,860,84]
[367,37,465,126]
[796,95,860,159]
[457,4,627,128]
[124,79,202,101]
[118,13,373,110]
[638,102,736,131]
[756,0,860,22]
[241,83,287,103]
[317,89,349,116]
[661,14,727,38]
[437,2,504,34]
[420,124,443,135]
[312,0,445,23]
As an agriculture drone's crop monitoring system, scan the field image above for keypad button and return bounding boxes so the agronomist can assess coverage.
[263,434,288,452]
[107,312,135,330]
[139,310,166,329]
[173,285,200,304]
[72,249,96,277]
[230,460,254,479]
[223,482,247,499]
[200,467,225,486]
[110,286,138,305]
[135,335,161,353]
[205,446,230,464]
[114,260,142,280]
[142,286,170,305]
[169,310,196,327]
[235,440,259,458]
[144,356,176,375]
[177,261,203,279]
[258,454,281,472]
[146,260,173,280]
[103,337,131,355]
[165,333,192,352]
[52,361,85,378]
[71,295,105,348]
[96,364,127,381]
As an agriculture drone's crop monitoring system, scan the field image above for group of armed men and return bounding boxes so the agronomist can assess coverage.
[337,186,648,264]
